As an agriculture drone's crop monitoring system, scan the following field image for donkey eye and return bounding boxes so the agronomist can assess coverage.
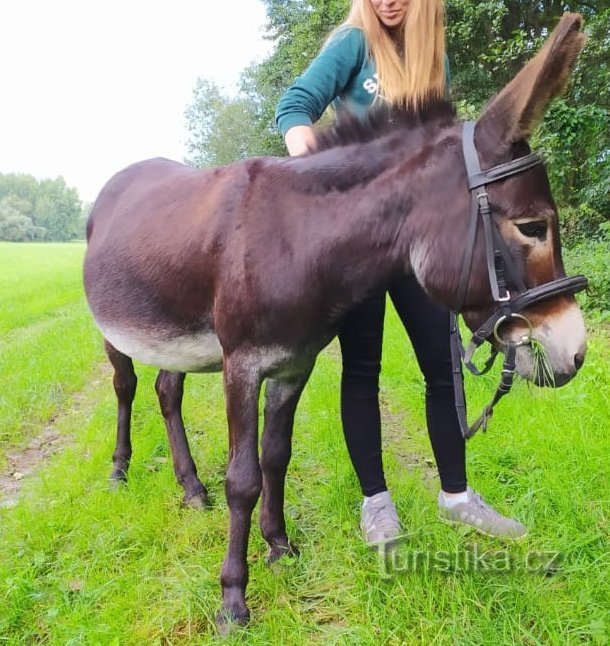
[517,221,547,239]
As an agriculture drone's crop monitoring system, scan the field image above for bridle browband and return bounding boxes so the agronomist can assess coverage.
[451,121,588,439]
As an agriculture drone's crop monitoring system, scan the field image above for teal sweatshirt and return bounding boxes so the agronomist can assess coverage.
[275,26,450,137]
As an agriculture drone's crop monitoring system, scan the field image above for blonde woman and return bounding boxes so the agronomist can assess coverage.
[276,0,526,544]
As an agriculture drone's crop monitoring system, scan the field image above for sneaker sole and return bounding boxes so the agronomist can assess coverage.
[438,514,528,541]
[361,527,405,548]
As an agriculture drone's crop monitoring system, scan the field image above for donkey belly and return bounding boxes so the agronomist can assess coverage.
[99,323,223,373]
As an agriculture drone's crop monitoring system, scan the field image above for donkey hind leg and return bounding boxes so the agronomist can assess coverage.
[259,371,312,564]
[217,356,263,631]
[154,370,209,509]
[104,340,137,485]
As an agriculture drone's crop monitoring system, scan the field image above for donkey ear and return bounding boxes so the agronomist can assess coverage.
[476,13,586,156]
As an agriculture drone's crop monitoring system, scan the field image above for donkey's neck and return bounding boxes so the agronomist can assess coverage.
[280,129,465,318]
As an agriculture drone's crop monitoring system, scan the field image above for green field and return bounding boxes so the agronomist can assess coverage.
[0,242,608,644]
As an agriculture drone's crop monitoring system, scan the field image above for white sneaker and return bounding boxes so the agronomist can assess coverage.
[360,491,402,546]
[438,487,527,539]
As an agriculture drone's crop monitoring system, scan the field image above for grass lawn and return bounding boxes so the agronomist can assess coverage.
[0,242,608,644]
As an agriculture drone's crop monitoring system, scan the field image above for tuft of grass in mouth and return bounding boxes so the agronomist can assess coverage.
[530,337,555,387]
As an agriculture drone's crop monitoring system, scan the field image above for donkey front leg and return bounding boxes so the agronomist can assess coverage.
[104,340,136,484]
[217,358,263,630]
[259,372,312,563]
[154,370,208,508]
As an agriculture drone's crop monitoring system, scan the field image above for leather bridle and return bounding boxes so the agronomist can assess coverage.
[450,121,588,439]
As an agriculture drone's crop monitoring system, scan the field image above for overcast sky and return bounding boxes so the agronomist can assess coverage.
[0,0,274,202]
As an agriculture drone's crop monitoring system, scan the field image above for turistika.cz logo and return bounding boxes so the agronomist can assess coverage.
[376,536,561,579]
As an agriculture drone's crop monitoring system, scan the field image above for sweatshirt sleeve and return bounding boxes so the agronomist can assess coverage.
[275,27,367,137]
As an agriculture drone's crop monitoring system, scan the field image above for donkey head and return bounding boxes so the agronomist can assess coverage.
[458,13,587,386]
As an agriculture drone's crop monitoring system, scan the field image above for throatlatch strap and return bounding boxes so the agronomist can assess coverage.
[450,312,509,439]
[466,343,517,438]
[455,191,480,311]
[451,314,519,440]
[449,313,469,437]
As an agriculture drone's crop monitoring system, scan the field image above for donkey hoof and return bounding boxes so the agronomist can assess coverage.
[182,491,209,510]
[215,605,250,635]
[108,470,128,489]
[267,540,300,565]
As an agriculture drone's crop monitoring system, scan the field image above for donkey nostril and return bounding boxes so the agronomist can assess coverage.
[574,352,585,371]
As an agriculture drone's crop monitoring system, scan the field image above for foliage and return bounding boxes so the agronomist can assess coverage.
[0,174,85,241]
[237,62,289,157]
[563,222,610,317]
[534,100,608,209]
[0,210,40,242]
[559,202,607,246]
[260,0,348,79]
[532,9,610,225]
[445,3,609,228]
[184,79,261,167]
[445,1,608,98]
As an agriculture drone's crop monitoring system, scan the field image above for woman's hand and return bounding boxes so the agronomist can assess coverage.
[284,125,316,156]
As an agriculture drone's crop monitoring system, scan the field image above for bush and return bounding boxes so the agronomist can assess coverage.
[559,203,607,248]
[563,222,610,320]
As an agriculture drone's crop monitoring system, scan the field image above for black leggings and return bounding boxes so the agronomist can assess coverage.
[338,274,467,496]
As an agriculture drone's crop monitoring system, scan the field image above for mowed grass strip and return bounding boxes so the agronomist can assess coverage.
[0,243,608,644]
[0,242,105,457]
[0,242,88,335]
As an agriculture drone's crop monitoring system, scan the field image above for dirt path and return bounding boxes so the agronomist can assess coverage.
[0,347,436,509]
[0,365,111,509]
[379,390,437,484]
[0,427,68,508]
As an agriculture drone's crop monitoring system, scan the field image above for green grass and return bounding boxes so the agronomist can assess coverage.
[0,243,105,455]
[0,243,608,644]
[0,242,89,335]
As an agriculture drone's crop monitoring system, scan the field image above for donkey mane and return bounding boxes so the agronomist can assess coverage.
[282,99,458,197]
[313,99,457,152]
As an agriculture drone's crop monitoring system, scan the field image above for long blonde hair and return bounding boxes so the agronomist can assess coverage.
[343,0,446,108]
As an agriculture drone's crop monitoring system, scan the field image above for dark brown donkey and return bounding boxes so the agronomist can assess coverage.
[84,15,586,628]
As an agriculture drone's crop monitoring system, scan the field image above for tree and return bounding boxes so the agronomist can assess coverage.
[445,1,609,101]
[33,178,83,241]
[184,79,262,167]
[0,214,37,241]
[540,8,610,221]
[0,173,85,241]
[0,196,37,241]
[183,1,350,162]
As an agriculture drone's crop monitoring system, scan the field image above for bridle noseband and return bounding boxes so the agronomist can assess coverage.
[451,122,588,439]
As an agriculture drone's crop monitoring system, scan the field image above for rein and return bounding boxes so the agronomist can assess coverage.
[451,121,588,439]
